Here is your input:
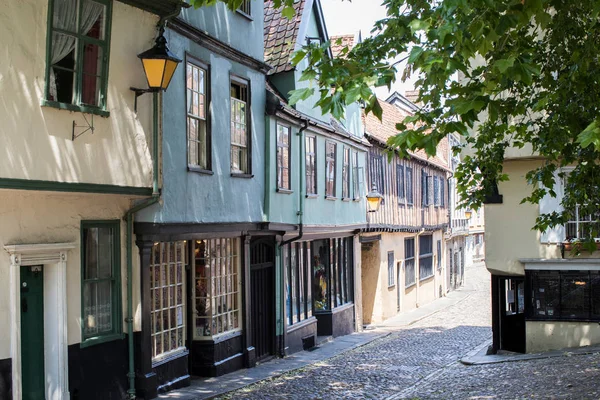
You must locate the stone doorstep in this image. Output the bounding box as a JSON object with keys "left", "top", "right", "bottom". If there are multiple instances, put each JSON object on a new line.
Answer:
{"left": 460, "top": 339, "right": 600, "bottom": 366}
{"left": 158, "top": 330, "right": 390, "bottom": 400}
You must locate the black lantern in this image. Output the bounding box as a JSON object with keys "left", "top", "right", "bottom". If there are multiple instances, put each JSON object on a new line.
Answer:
{"left": 366, "top": 184, "right": 383, "bottom": 212}
{"left": 131, "top": 25, "right": 181, "bottom": 110}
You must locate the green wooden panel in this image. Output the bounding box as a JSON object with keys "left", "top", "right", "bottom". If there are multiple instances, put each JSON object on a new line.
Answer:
{"left": 20, "top": 266, "right": 45, "bottom": 400}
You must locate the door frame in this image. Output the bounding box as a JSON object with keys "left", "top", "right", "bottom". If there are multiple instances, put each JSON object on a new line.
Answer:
{"left": 5, "top": 242, "right": 76, "bottom": 400}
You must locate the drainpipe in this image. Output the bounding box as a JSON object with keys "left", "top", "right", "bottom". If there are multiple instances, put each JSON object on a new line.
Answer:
{"left": 280, "top": 120, "right": 309, "bottom": 247}
{"left": 124, "top": 92, "right": 160, "bottom": 400}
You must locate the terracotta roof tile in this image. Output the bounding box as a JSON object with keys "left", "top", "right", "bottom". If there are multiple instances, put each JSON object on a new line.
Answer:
{"left": 329, "top": 34, "right": 355, "bottom": 59}
{"left": 362, "top": 99, "right": 449, "bottom": 170}
{"left": 264, "top": 0, "right": 306, "bottom": 75}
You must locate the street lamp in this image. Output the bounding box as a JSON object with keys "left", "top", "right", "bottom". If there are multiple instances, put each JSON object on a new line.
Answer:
{"left": 465, "top": 210, "right": 472, "bottom": 220}
{"left": 366, "top": 184, "right": 383, "bottom": 213}
{"left": 130, "top": 25, "right": 182, "bottom": 111}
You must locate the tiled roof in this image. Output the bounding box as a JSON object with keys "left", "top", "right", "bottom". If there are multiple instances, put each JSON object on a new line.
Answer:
{"left": 362, "top": 99, "right": 449, "bottom": 170}
{"left": 264, "top": 0, "right": 306, "bottom": 75}
{"left": 329, "top": 34, "right": 355, "bottom": 59}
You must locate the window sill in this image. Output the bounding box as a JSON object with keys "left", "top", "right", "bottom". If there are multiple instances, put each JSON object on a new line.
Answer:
{"left": 405, "top": 282, "right": 416, "bottom": 290}
{"left": 277, "top": 188, "right": 293, "bottom": 194}
{"left": 236, "top": 9, "right": 253, "bottom": 20}
{"left": 352, "top": 198, "right": 361, "bottom": 202}
{"left": 193, "top": 328, "right": 243, "bottom": 344}
{"left": 526, "top": 317, "right": 600, "bottom": 323}
{"left": 80, "top": 332, "right": 125, "bottom": 349}
{"left": 41, "top": 99, "right": 110, "bottom": 118}
{"left": 188, "top": 165, "right": 214, "bottom": 175}
{"left": 231, "top": 173, "right": 254, "bottom": 179}
{"left": 388, "top": 284, "right": 396, "bottom": 289}
{"left": 151, "top": 347, "right": 188, "bottom": 367}
{"left": 325, "top": 196, "right": 337, "bottom": 201}
{"left": 306, "top": 194, "right": 318, "bottom": 199}
{"left": 419, "top": 274, "right": 435, "bottom": 282}
{"left": 342, "top": 198, "right": 351, "bottom": 202}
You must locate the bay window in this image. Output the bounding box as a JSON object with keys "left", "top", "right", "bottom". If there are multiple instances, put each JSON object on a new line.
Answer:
{"left": 192, "top": 238, "right": 241, "bottom": 339}
{"left": 150, "top": 241, "right": 186, "bottom": 360}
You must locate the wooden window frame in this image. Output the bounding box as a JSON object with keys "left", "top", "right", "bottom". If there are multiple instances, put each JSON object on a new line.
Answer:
{"left": 305, "top": 135, "right": 317, "bottom": 196}
{"left": 419, "top": 235, "right": 434, "bottom": 281}
{"left": 150, "top": 241, "right": 187, "bottom": 361}
{"left": 342, "top": 147, "right": 351, "bottom": 200}
{"left": 352, "top": 150, "right": 363, "bottom": 201}
{"left": 325, "top": 140, "right": 337, "bottom": 199}
{"left": 276, "top": 122, "right": 291, "bottom": 191}
{"left": 80, "top": 220, "right": 122, "bottom": 347}
{"left": 43, "top": 0, "right": 113, "bottom": 117}
{"left": 230, "top": 75, "right": 252, "bottom": 177}
{"left": 186, "top": 55, "right": 212, "bottom": 173}
{"left": 387, "top": 251, "right": 395, "bottom": 287}
{"left": 436, "top": 240, "right": 442, "bottom": 271}
{"left": 404, "top": 237, "right": 416, "bottom": 288}
{"left": 236, "top": 0, "right": 252, "bottom": 19}
{"left": 397, "top": 164, "right": 405, "bottom": 204}
{"left": 406, "top": 167, "right": 414, "bottom": 206}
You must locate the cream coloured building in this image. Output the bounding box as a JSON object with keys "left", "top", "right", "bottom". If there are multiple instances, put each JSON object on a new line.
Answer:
{"left": 0, "top": 0, "right": 184, "bottom": 398}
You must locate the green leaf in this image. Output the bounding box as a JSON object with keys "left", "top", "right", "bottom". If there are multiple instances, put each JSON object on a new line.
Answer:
{"left": 288, "top": 87, "right": 314, "bottom": 105}
{"left": 408, "top": 46, "right": 424, "bottom": 63}
{"left": 493, "top": 57, "right": 515, "bottom": 73}
{"left": 577, "top": 120, "right": 600, "bottom": 149}
{"left": 409, "top": 18, "right": 430, "bottom": 34}
{"left": 290, "top": 50, "right": 306, "bottom": 66}
{"left": 281, "top": 5, "right": 295, "bottom": 20}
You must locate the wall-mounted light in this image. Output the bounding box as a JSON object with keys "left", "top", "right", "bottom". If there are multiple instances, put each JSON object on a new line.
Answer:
{"left": 465, "top": 210, "right": 472, "bottom": 220}
{"left": 366, "top": 184, "right": 383, "bottom": 213}
{"left": 130, "top": 25, "right": 182, "bottom": 111}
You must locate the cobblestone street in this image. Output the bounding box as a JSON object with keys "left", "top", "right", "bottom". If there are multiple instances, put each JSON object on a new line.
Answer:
{"left": 216, "top": 263, "right": 600, "bottom": 399}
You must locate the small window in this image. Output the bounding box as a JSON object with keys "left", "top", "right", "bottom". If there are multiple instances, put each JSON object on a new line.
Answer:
{"left": 440, "top": 177, "right": 445, "bottom": 208}
{"left": 352, "top": 151, "right": 361, "bottom": 200}
{"left": 81, "top": 220, "right": 120, "bottom": 344}
{"left": 397, "top": 164, "right": 405, "bottom": 204}
{"left": 342, "top": 147, "right": 351, "bottom": 199}
{"left": 46, "top": 0, "right": 111, "bottom": 110}
{"left": 187, "top": 59, "right": 210, "bottom": 171}
{"left": 422, "top": 170, "right": 430, "bottom": 207}
{"left": 436, "top": 240, "right": 442, "bottom": 271}
{"left": 238, "top": 0, "right": 251, "bottom": 16}
{"left": 325, "top": 141, "right": 337, "bottom": 197}
{"left": 277, "top": 123, "right": 291, "bottom": 190}
{"left": 419, "top": 235, "right": 434, "bottom": 280}
{"left": 306, "top": 136, "right": 317, "bottom": 195}
{"left": 150, "top": 242, "right": 186, "bottom": 359}
{"left": 388, "top": 251, "right": 395, "bottom": 287}
{"left": 370, "top": 154, "right": 385, "bottom": 195}
{"left": 231, "top": 78, "right": 250, "bottom": 174}
{"left": 404, "top": 238, "right": 415, "bottom": 288}
{"left": 406, "top": 167, "right": 414, "bottom": 205}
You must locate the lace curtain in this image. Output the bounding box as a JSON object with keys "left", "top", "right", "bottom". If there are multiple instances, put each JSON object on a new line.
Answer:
{"left": 49, "top": 0, "right": 103, "bottom": 101}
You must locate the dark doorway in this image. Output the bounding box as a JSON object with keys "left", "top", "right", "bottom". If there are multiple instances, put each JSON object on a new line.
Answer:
{"left": 20, "top": 265, "right": 45, "bottom": 400}
{"left": 250, "top": 238, "right": 276, "bottom": 362}
{"left": 498, "top": 277, "right": 526, "bottom": 353}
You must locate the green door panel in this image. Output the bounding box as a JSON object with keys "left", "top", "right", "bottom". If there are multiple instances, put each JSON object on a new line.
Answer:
{"left": 20, "top": 266, "right": 45, "bottom": 400}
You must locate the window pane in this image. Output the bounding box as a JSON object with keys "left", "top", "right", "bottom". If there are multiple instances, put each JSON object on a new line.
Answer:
{"left": 81, "top": 1, "right": 106, "bottom": 40}
{"left": 561, "top": 273, "right": 590, "bottom": 319}
{"left": 313, "top": 240, "right": 329, "bottom": 311}
{"left": 53, "top": 0, "right": 78, "bottom": 32}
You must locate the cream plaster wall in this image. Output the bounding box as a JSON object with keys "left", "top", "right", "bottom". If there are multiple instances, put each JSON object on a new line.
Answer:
{"left": 485, "top": 160, "right": 561, "bottom": 276}
{"left": 0, "top": 190, "right": 143, "bottom": 359}
{"left": 361, "top": 230, "right": 446, "bottom": 324}
{"left": 526, "top": 321, "right": 600, "bottom": 353}
{"left": 0, "top": 1, "right": 156, "bottom": 186}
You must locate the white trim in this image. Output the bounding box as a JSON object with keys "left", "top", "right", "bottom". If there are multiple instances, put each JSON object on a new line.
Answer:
{"left": 4, "top": 242, "right": 76, "bottom": 400}
{"left": 520, "top": 258, "right": 600, "bottom": 271}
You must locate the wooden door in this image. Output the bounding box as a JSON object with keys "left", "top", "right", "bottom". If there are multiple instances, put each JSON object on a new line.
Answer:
{"left": 250, "top": 238, "right": 275, "bottom": 362}
{"left": 21, "top": 265, "right": 45, "bottom": 400}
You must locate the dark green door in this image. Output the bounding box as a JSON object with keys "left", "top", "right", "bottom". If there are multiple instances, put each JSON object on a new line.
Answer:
{"left": 20, "top": 266, "right": 45, "bottom": 400}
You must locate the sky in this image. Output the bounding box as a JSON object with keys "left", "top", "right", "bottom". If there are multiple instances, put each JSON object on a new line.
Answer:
{"left": 320, "top": 0, "right": 417, "bottom": 99}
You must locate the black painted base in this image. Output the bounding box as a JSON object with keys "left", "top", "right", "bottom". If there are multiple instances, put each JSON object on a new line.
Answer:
{"left": 315, "top": 304, "right": 355, "bottom": 337}
{"left": 286, "top": 318, "right": 317, "bottom": 355}
{"left": 0, "top": 358, "right": 11, "bottom": 400}
{"left": 68, "top": 338, "right": 128, "bottom": 400}
{"left": 190, "top": 333, "right": 244, "bottom": 377}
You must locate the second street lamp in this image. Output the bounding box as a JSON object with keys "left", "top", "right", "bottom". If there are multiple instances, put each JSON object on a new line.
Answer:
{"left": 366, "top": 184, "right": 384, "bottom": 213}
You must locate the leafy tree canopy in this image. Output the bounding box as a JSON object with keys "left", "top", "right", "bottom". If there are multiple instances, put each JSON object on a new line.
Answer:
{"left": 191, "top": 0, "right": 600, "bottom": 246}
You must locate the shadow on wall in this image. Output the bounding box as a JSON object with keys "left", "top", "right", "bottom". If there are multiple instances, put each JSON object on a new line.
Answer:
{"left": 361, "top": 241, "right": 381, "bottom": 325}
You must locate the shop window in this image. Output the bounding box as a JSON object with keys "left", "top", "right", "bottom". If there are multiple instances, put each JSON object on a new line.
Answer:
{"left": 192, "top": 238, "right": 241, "bottom": 339}
{"left": 325, "top": 141, "right": 337, "bottom": 197}
{"left": 81, "top": 220, "right": 120, "bottom": 345}
{"left": 277, "top": 123, "right": 291, "bottom": 190}
{"left": 231, "top": 78, "right": 250, "bottom": 174}
{"left": 528, "top": 270, "right": 600, "bottom": 320}
{"left": 312, "top": 238, "right": 353, "bottom": 312}
{"left": 404, "top": 238, "right": 415, "bottom": 288}
{"left": 187, "top": 58, "right": 210, "bottom": 171}
{"left": 45, "top": 0, "right": 111, "bottom": 112}
{"left": 284, "top": 242, "right": 312, "bottom": 325}
{"left": 150, "top": 241, "right": 186, "bottom": 360}
{"left": 305, "top": 135, "right": 317, "bottom": 195}
{"left": 419, "top": 235, "right": 433, "bottom": 280}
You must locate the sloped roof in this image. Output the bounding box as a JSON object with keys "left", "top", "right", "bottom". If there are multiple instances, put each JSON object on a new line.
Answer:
{"left": 362, "top": 99, "right": 449, "bottom": 170}
{"left": 329, "top": 34, "right": 355, "bottom": 58}
{"left": 264, "top": 0, "right": 306, "bottom": 75}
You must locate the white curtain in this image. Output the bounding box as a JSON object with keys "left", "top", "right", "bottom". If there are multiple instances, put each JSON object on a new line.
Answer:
{"left": 49, "top": 0, "right": 103, "bottom": 101}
